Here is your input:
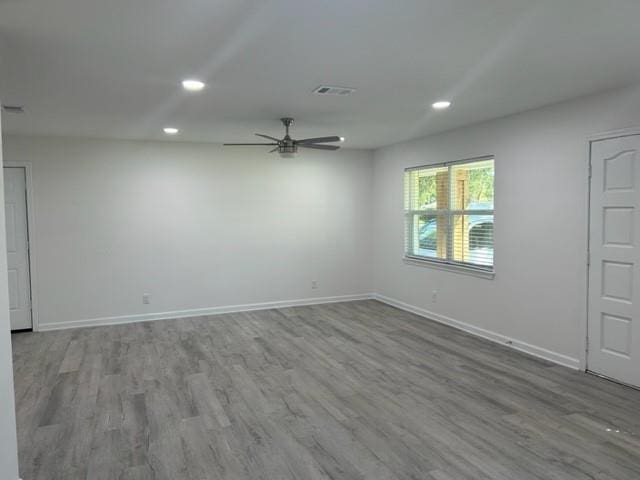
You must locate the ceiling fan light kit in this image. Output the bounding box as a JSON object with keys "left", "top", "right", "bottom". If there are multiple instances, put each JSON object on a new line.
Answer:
{"left": 224, "top": 117, "right": 342, "bottom": 157}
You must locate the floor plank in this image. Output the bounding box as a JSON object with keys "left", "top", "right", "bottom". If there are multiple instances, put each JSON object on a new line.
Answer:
{"left": 12, "top": 300, "right": 640, "bottom": 479}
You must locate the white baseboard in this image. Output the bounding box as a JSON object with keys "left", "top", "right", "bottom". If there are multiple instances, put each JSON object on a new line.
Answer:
{"left": 36, "top": 293, "right": 374, "bottom": 332}
{"left": 373, "top": 293, "right": 581, "bottom": 370}
{"left": 35, "top": 292, "right": 582, "bottom": 371}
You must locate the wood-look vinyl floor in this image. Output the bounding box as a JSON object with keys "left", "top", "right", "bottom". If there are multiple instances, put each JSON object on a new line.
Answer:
{"left": 12, "top": 300, "right": 640, "bottom": 479}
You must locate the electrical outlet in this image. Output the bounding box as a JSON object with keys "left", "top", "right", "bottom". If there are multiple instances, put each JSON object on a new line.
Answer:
{"left": 311, "top": 280, "right": 318, "bottom": 289}
{"left": 431, "top": 290, "right": 437, "bottom": 303}
{"left": 142, "top": 293, "right": 151, "bottom": 305}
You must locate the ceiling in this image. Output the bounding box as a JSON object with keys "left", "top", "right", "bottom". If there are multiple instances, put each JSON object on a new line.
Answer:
{"left": 1, "top": 0, "right": 640, "bottom": 149}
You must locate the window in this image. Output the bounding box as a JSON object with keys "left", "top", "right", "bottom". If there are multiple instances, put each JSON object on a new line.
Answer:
{"left": 404, "top": 157, "right": 494, "bottom": 272}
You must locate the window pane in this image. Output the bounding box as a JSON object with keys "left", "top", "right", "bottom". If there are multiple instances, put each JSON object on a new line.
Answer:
{"left": 450, "top": 214, "right": 494, "bottom": 267}
{"left": 451, "top": 159, "right": 494, "bottom": 210}
{"left": 409, "top": 214, "right": 447, "bottom": 260}
{"left": 418, "top": 167, "right": 448, "bottom": 210}
{"left": 405, "top": 167, "right": 448, "bottom": 210}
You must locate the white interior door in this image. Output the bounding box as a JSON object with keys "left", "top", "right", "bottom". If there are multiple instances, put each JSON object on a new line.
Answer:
{"left": 3, "top": 167, "right": 32, "bottom": 331}
{"left": 588, "top": 134, "right": 640, "bottom": 387}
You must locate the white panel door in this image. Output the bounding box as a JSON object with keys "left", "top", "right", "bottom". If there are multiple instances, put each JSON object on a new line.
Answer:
{"left": 588, "top": 135, "right": 640, "bottom": 387}
{"left": 3, "top": 167, "right": 32, "bottom": 330}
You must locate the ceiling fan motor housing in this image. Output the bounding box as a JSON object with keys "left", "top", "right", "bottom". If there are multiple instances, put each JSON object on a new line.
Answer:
{"left": 279, "top": 144, "right": 297, "bottom": 157}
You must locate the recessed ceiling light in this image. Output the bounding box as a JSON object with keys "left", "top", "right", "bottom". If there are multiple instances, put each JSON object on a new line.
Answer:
{"left": 163, "top": 127, "right": 179, "bottom": 135}
{"left": 432, "top": 101, "right": 451, "bottom": 110}
{"left": 181, "top": 79, "right": 205, "bottom": 92}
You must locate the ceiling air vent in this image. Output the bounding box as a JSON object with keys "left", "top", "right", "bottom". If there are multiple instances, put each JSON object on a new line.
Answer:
{"left": 313, "top": 85, "right": 356, "bottom": 96}
{"left": 2, "top": 105, "right": 24, "bottom": 114}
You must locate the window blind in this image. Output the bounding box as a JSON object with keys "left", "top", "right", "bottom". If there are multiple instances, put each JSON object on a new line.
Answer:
{"left": 404, "top": 158, "right": 494, "bottom": 271}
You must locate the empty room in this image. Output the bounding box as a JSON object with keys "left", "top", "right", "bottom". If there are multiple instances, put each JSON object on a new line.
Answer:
{"left": 1, "top": 1, "right": 640, "bottom": 479}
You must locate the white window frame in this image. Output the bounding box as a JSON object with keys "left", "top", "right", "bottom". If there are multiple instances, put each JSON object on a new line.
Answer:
{"left": 404, "top": 156, "right": 495, "bottom": 279}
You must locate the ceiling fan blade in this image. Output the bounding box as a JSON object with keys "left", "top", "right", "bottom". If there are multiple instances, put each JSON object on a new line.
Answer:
{"left": 296, "top": 136, "right": 341, "bottom": 144}
{"left": 223, "top": 143, "right": 278, "bottom": 146}
{"left": 269, "top": 147, "right": 279, "bottom": 153}
{"left": 255, "top": 133, "right": 281, "bottom": 142}
{"left": 299, "top": 144, "right": 340, "bottom": 151}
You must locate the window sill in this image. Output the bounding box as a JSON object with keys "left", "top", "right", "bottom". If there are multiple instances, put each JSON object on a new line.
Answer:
{"left": 403, "top": 256, "right": 495, "bottom": 280}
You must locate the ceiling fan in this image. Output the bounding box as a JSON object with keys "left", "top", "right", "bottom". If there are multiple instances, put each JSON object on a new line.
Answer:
{"left": 224, "top": 117, "right": 343, "bottom": 157}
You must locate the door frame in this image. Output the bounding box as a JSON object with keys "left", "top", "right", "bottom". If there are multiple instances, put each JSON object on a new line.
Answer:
{"left": 3, "top": 162, "right": 39, "bottom": 332}
{"left": 585, "top": 127, "right": 640, "bottom": 374}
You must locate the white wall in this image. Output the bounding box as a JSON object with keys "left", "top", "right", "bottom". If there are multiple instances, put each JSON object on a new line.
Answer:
{"left": 3, "top": 136, "right": 373, "bottom": 329}
{"left": 0, "top": 112, "right": 21, "bottom": 479}
{"left": 372, "top": 83, "right": 640, "bottom": 368}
